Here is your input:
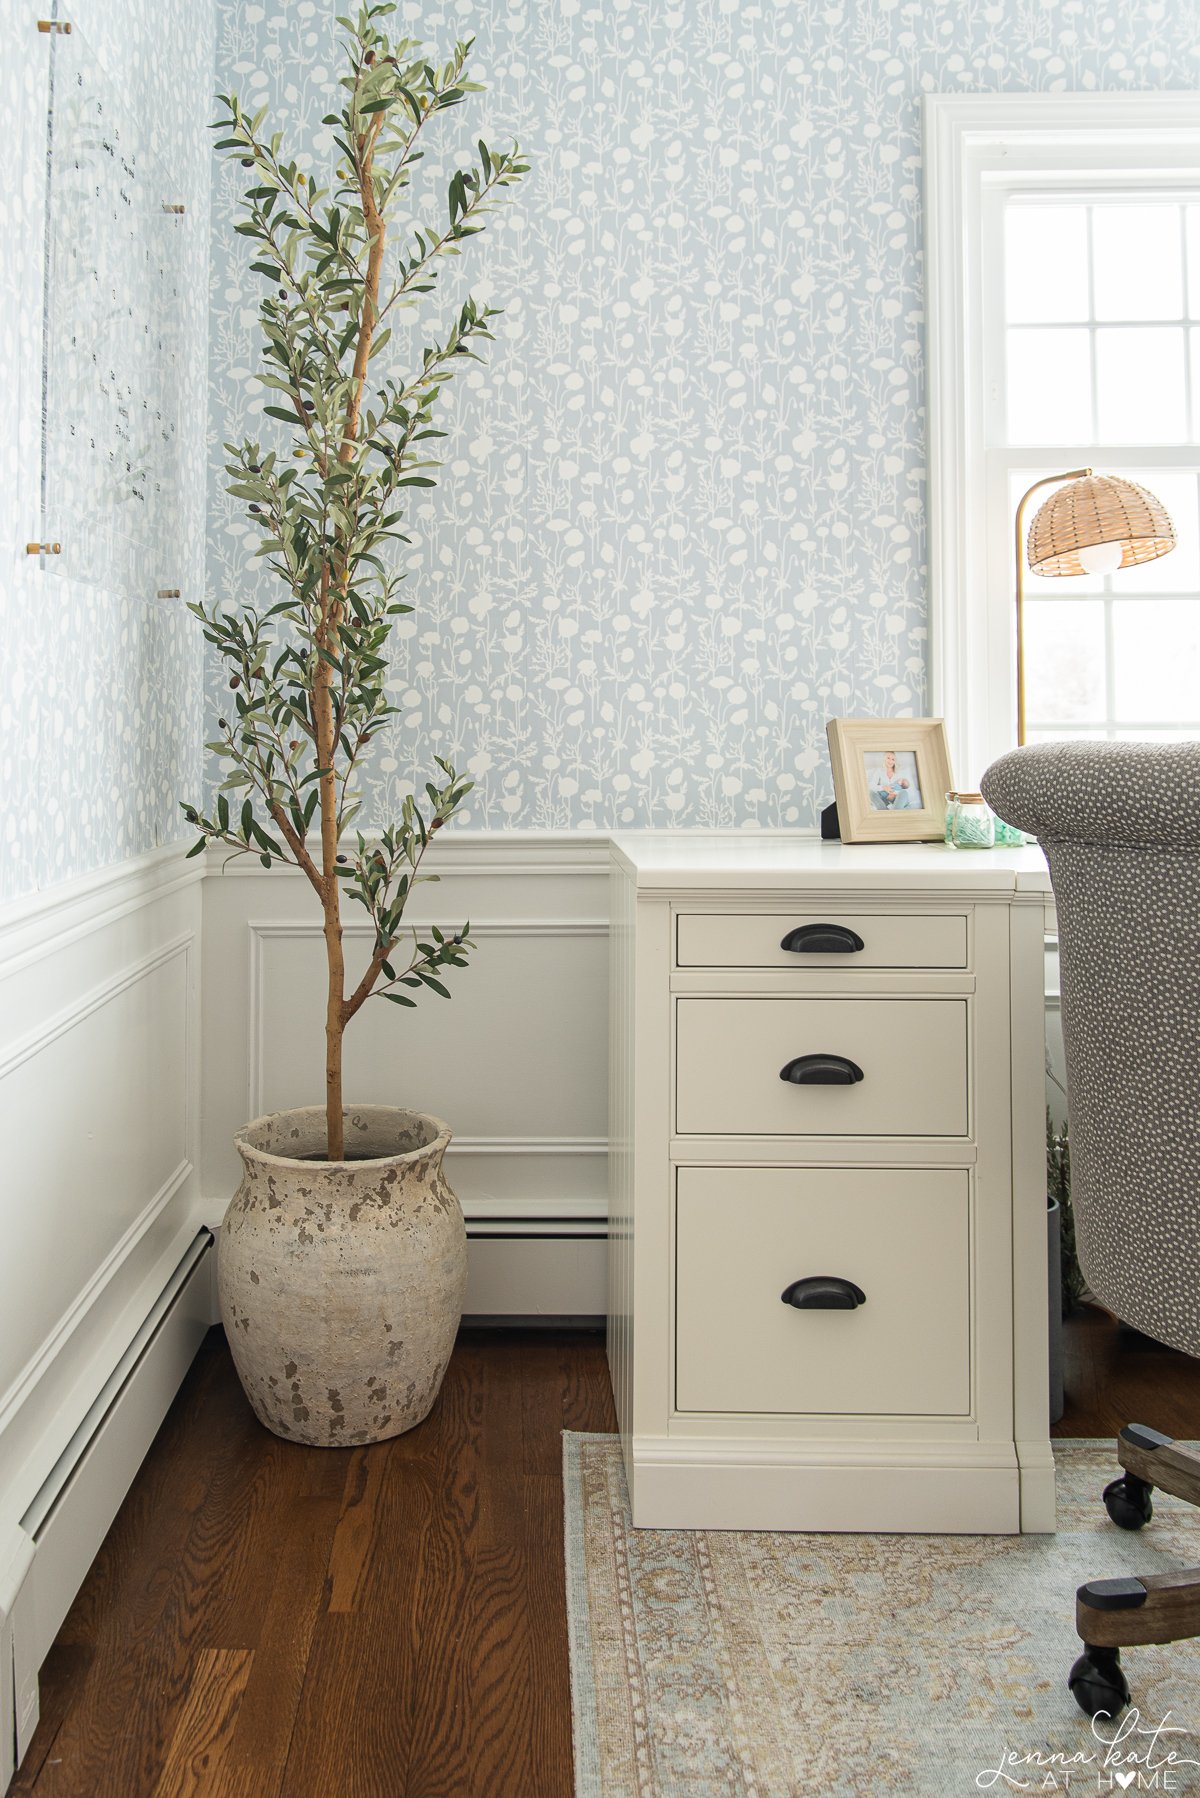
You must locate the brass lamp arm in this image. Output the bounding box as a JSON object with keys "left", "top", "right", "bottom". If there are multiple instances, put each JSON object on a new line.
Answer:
{"left": 1014, "top": 468, "right": 1091, "bottom": 746}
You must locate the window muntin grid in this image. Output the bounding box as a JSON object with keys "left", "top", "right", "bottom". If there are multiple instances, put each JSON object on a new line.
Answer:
{"left": 1000, "top": 194, "right": 1200, "bottom": 740}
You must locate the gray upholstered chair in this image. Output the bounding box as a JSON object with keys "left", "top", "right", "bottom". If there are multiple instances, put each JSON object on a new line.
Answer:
{"left": 982, "top": 740, "right": 1200, "bottom": 1720}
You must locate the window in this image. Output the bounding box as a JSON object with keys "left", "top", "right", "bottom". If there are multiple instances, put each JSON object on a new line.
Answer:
{"left": 925, "top": 96, "right": 1200, "bottom": 784}
{"left": 996, "top": 194, "right": 1200, "bottom": 744}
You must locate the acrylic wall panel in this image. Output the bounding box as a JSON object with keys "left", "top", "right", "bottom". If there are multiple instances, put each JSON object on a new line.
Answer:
{"left": 41, "top": 14, "right": 186, "bottom": 595}
{"left": 0, "top": 0, "right": 213, "bottom": 905}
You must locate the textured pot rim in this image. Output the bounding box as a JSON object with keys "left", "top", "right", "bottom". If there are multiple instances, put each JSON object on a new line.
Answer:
{"left": 234, "top": 1104, "right": 452, "bottom": 1172}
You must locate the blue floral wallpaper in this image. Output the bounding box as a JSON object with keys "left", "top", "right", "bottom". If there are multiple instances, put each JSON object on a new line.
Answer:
{"left": 0, "top": 0, "right": 213, "bottom": 904}
{"left": 5, "top": 0, "right": 1196, "bottom": 894}
{"left": 204, "top": 0, "right": 1200, "bottom": 832}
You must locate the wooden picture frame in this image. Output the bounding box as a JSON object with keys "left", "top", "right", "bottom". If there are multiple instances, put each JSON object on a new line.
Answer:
{"left": 826, "top": 718, "right": 954, "bottom": 844}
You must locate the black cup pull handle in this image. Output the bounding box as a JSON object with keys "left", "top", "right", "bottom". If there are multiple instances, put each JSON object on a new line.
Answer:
{"left": 780, "top": 923, "right": 865, "bottom": 955}
{"left": 781, "top": 1276, "right": 867, "bottom": 1310}
{"left": 779, "top": 1053, "right": 864, "bottom": 1086}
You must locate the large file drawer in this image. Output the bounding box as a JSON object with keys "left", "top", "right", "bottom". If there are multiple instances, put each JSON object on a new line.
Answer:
{"left": 675, "top": 997, "right": 969, "bottom": 1137}
{"left": 674, "top": 1166, "right": 971, "bottom": 1416}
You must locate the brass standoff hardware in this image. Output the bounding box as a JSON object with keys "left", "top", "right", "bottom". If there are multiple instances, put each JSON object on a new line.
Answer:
{"left": 156, "top": 588, "right": 182, "bottom": 599}
{"left": 38, "top": 19, "right": 72, "bottom": 31}
{"left": 162, "top": 204, "right": 186, "bottom": 215}
{"left": 26, "top": 541, "right": 62, "bottom": 555}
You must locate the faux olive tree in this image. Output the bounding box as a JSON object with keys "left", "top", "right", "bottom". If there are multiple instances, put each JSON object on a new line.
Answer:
{"left": 183, "top": 6, "right": 527, "bottom": 1158}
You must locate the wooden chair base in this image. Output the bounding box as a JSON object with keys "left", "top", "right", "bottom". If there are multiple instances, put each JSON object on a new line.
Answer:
{"left": 1071, "top": 1424, "right": 1200, "bottom": 1718}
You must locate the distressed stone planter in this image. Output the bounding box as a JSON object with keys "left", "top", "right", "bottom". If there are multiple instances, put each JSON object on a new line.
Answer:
{"left": 218, "top": 1105, "right": 466, "bottom": 1447}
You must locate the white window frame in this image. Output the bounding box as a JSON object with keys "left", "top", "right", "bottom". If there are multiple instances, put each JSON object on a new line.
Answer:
{"left": 923, "top": 93, "right": 1200, "bottom": 784}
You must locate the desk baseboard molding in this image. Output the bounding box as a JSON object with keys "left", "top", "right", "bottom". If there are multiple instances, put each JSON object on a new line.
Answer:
{"left": 626, "top": 1435, "right": 1033, "bottom": 1534}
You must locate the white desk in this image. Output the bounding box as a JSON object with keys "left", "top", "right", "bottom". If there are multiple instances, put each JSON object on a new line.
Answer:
{"left": 607, "top": 836, "right": 1055, "bottom": 1534}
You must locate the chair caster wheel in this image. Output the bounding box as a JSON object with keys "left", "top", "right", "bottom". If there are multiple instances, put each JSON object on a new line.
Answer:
{"left": 1069, "top": 1646, "right": 1131, "bottom": 1719}
{"left": 1103, "top": 1474, "right": 1153, "bottom": 1530}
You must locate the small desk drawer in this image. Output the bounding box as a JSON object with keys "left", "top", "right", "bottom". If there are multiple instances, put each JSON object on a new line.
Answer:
{"left": 675, "top": 997, "right": 968, "bottom": 1137}
{"left": 675, "top": 911, "right": 968, "bottom": 971}
{"left": 675, "top": 1166, "right": 971, "bottom": 1415}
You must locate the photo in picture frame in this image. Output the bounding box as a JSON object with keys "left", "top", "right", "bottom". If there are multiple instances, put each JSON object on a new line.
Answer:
{"left": 826, "top": 717, "right": 954, "bottom": 844}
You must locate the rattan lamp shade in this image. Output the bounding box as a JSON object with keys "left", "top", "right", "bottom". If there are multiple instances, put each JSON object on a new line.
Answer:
{"left": 1027, "top": 474, "right": 1176, "bottom": 577}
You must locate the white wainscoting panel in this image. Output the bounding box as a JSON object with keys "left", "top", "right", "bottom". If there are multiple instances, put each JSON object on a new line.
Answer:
{"left": 201, "top": 836, "right": 612, "bottom": 1313}
{"left": 247, "top": 919, "right": 607, "bottom": 1133}
{"left": 0, "top": 938, "right": 191, "bottom": 1405}
{"left": 0, "top": 848, "right": 207, "bottom": 1535}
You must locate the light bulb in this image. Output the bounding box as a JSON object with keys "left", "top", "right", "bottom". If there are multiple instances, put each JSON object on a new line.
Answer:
{"left": 1076, "top": 539, "right": 1124, "bottom": 576}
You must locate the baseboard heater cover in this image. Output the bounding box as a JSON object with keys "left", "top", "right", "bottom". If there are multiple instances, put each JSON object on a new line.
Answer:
{"left": 8, "top": 1231, "right": 213, "bottom": 1777}
{"left": 21, "top": 1231, "right": 213, "bottom": 1542}
{"left": 463, "top": 1315, "right": 606, "bottom": 1329}
{"left": 464, "top": 1231, "right": 607, "bottom": 1318}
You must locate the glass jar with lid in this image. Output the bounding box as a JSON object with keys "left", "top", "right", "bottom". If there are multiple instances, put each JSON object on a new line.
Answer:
{"left": 950, "top": 792, "right": 994, "bottom": 850}
{"left": 943, "top": 791, "right": 959, "bottom": 846}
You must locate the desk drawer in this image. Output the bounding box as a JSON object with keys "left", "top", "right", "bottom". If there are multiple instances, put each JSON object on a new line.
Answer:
{"left": 675, "top": 997, "right": 968, "bottom": 1137}
{"left": 676, "top": 911, "right": 968, "bottom": 971}
{"left": 675, "top": 1166, "right": 971, "bottom": 1415}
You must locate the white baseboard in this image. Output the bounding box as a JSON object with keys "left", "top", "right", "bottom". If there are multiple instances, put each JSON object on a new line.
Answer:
{"left": 625, "top": 1436, "right": 1028, "bottom": 1534}
{"left": 0, "top": 1528, "right": 36, "bottom": 1793}
{"left": 204, "top": 1220, "right": 606, "bottom": 1324}
{"left": 465, "top": 1234, "right": 607, "bottom": 1321}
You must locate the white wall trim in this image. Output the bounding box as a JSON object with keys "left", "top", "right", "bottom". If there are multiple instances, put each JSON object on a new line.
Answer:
{"left": 206, "top": 830, "right": 613, "bottom": 880}
{"left": 0, "top": 933, "right": 194, "bottom": 1083}
{"left": 0, "top": 1160, "right": 193, "bottom": 1447}
{"left": 923, "top": 92, "right": 1200, "bottom": 783}
{"left": 451, "top": 1138, "right": 608, "bottom": 1226}
{"left": 204, "top": 826, "right": 817, "bottom": 882}
{"left": 450, "top": 1134, "right": 606, "bottom": 1157}
{"left": 247, "top": 916, "right": 609, "bottom": 939}
{"left": 244, "top": 915, "right": 608, "bottom": 1119}
{"left": 200, "top": 1149, "right": 607, "bottom": 1227}
{"left": 0, "top": 932, "right": 197, "bottom": 1439}
{"left": 0, "top": 854, "right": 205, "bottom": 1690}
{"left": 0, "top": 843, "right": 202, "bottom": 982}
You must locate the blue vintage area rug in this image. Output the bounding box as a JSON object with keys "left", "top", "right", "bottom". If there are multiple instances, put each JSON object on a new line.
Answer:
{"left": 564, "top": 1434, "right": 1200, "bottom": 1797}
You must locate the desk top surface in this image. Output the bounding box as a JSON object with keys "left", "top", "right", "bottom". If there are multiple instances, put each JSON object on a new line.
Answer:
{"left": 609, "top": 832, "right": 1053, "bottom": 896}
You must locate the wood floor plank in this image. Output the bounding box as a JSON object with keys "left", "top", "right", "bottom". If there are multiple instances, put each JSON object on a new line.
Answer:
{"left": 8, "top": 1644, "right": 93, "bottom": 1794}
{"left": 325, "top": 1447, "right": 390, "bottom": 1614}
{"left": 278, "top": 1394, "right": 442, "bottom": 1794}
{"left": 519, "top": 1335, "right": 569, "bottom": 1479}
{"left": 399, "top": 1339, "right": 489, "bottom": 1796}
{"left": 281, "top": 1612, "right": 419, "bottom": 1798}
{"left": 210, "top": 1493, "right": 342, "bottom": 1798}
{"left": 29, "top": 1343, "right": 252, "bottom": 1796}
{"left": 406, "top": 1538, "right": 537, "bottom": 1798}
{"left": 560, "top": 1331, "right": 617, "bottom": 1435}
{"left": 433, "top": 1336, "right": 541, "bottom": 1796}
{"left": 522, "top": 1470, "right": 575, "bottom": 1798}
{"left": 153, "top": 1648, "right": 253, "bottom": 1798}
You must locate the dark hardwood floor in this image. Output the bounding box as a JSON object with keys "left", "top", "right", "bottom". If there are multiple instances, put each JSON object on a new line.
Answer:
{"left": 14, "top": 1326, "right": 616, "bottom": 1798}
{"left": 1053, "top": 1303, "right": 1200, "bottom": 1441}
{"left": 14, "top": 1308, "right": 1200, "bottom": 1795}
